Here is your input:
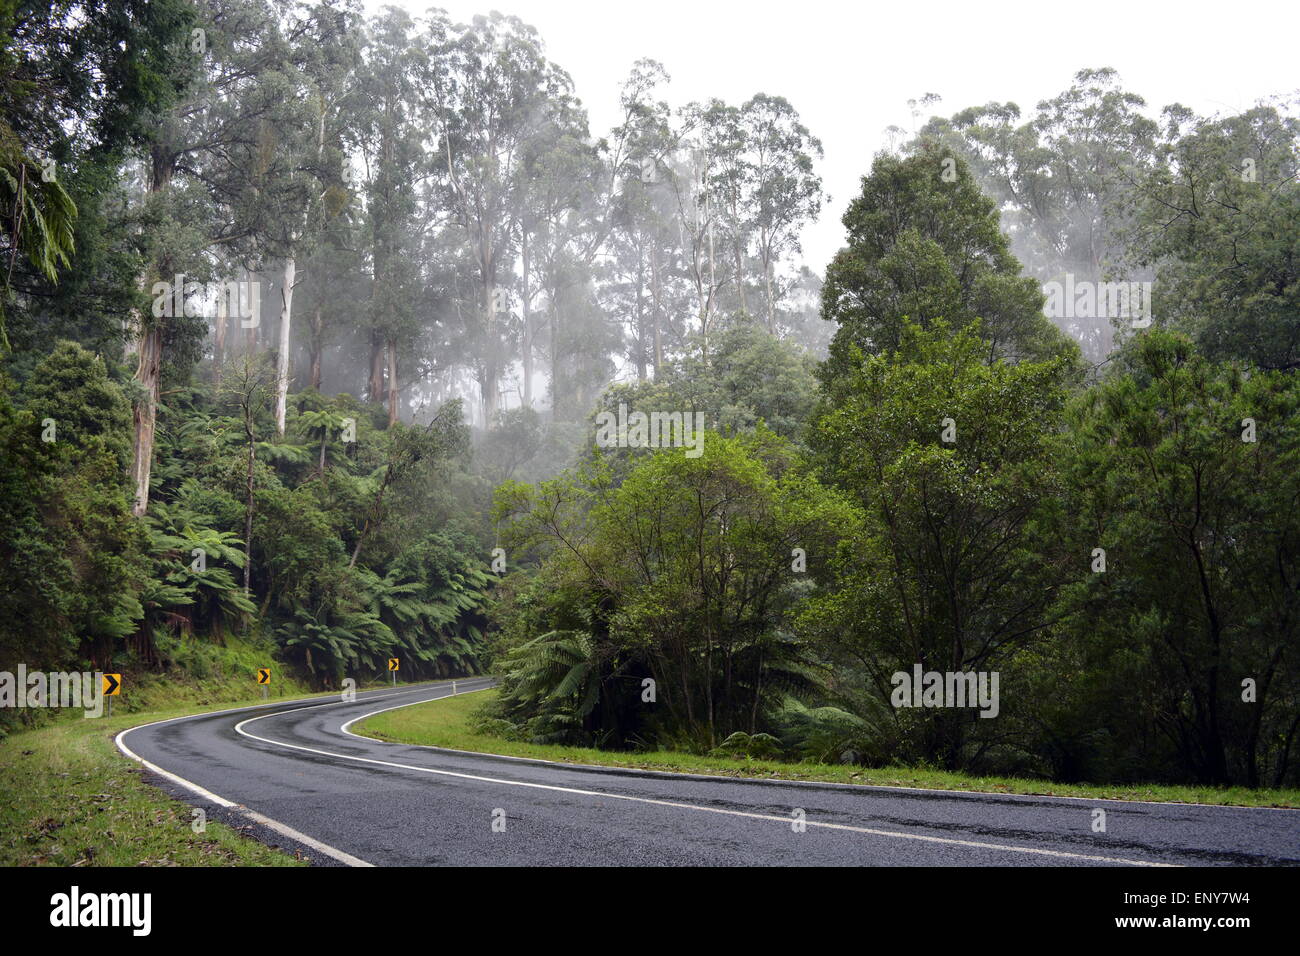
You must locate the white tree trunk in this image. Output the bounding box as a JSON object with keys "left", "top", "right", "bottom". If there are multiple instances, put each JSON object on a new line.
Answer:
{"left": 521, "top": 231, "right": 533, "bottom": 408}
{"left": 213, "top": 290, "right": 227, "bottom": 389}
{"left": 763, "top": 248, "right": 776, "bottom": 333}
{"left": 275, "top": 256, "right": 296, "bottom": 435}
{"left": 130, "top": 326, "right": 162, "bottom": 516}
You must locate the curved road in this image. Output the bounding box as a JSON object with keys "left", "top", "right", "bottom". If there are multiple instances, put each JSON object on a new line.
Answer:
{"left": 118, "top": 681, "right": 1300, "bottom": 867}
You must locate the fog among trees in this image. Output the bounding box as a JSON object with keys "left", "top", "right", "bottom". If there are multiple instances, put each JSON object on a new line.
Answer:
{"left": 2, "top": 1, "right": 1298, "bottom": 790}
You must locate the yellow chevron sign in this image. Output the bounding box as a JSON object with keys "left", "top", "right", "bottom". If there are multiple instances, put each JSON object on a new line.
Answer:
{"left": 387, "top": 658, "right": 400, "bottom": 672}
{"left": 257, "top": 668, "right": 271, "bottom": 685}
{"left": 102, "top": 673, "right": 121, "bottom": 696}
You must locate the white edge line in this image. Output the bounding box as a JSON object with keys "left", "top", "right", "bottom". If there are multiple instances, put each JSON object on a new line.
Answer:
{"left": 338, "top": 680, "right": 495, "bottom": 737}
{"left": 339, "top": 686, "right": 1299, "bottom": 815}
{"left": 241, "top": 684, "right": 1176, "bottom": 868}
{"left": 114, "top": 682, "right": 463, "bottom": 868}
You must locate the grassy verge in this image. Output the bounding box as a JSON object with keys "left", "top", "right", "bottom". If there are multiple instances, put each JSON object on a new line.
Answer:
{"left": 355, "top": 689, "right": 1300, "bottom": 809}
{"left": 0, "top": 662, "right": 427, "bottom": 866}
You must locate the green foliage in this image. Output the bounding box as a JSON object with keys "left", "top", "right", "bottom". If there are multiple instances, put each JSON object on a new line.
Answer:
{"left": 2, "top": 346, "right": 491, "bottom": 689}
{"left": 578, "top": 316, "right": 821, "bottom": 494}
{"left": 492, "top": 629, "right": 599, "bottom": 744}
{"left": 776, "top": 698, "right": 888, "bottom": 766}
{"left": 1046, "top": 330, "right": 1300, "bottom": 786}
{"left": 1126, "top": 107, "right": 1300, "bottom": 371}
{"left": 820, "top": 143, "right": 1078, "bottom": 395}
{"left": 806, "top": 319, "right": 1073, "bottom": 769}
{"left": 493, "top": 429, "right": 859, "bottom": 750}
{"left": 3, "top": 6, "right": 1297, "bottom": 799}
{"left": 712, "top": 730, "right": 785, "bottom": 760}
{"left": 918, "top": 68, "right": 1159, "bottom": 362}
{"left": 661, "top": 316, "right": 820, "bottom": 442}
{"left": 0, "top": 364, "right": 148, "bottom": 678}
{"left": 20, "top": 341, "right": 132, "bottom": 469}
{"left": 0, "top": 0, "right": 195, "bottom": 350}
{"left": 0, "top": 129, "right": 76, "bottom": 306}
{"left": 144, "top": 502, "right": 255, "bottom": 642}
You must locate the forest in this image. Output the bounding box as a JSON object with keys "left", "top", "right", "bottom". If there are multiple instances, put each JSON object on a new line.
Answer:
{"left": 1, "top": 0, "right": 1297, "bottom": 791}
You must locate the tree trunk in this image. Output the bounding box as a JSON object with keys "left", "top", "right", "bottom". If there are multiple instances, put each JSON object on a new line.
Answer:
{"left": 386, "top": 337, "right": 398, "bottom": 426}
{"left": 705, "top": 187, "right": 715, "bottom": 360}
{"left": 734, "top": 235, "right": 747, "bottom": 315}
{"left": 549, "top": 293, "right": 560, "bottom": 415}
{"left": 762, "top": 233, "right": 776, "bottom": 333}
{"left": 128, "top": 148, "right": 173, "bottom": 516}
{"left": 275, "top": 256, "right": 296, "bottom": 435}
{"left": 1191, "top": 534, "right": 1231, "bottom": 784}
{"left": 245, "top": 269, "right": 259, "bottom": 352}
{"left": 634, "top": 243, "right": 647, "bottom": 382}
{"left": 350, "top": 461, "right": 396, "bottom": 569}
{"left": 482, "top": 274, "right": 499, "bottom": 424}
{"left": 369, "top": 166, "right": 387, "bottom": 406}
{"left": 244, "top": 418, "right": 256, "bottom": 597}
{"left": 213, "top": 291, "right": 227, "bottom": 389}
{"left": 705, "top": 629, "right": 715, "bottom": 749}
{"left": 368, "top": 331, "right": 384, "bottom": 403}
{"left": 521, "top": 232, "right": 533, "bottom": 409}
{"left": 650, "top": 245, "right": 663, "bottom": 377}
{"left": 309, "top": 306, "right": 322, "bottom": 390}
{"left": 130, "top": 326, "right": 162, "bottom": 516}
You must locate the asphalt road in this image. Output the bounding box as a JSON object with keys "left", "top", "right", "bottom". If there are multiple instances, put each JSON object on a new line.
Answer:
{"left": 118, "top": 681, "right": 1300, "bottom": 867}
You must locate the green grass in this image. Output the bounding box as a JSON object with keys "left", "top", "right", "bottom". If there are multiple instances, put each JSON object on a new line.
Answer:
{"left": 1, "top": 698, "right": 307, "bottom": 866}
{"left": 355, "top": 688, "right": 1300, "bottom": 809}
{"left": 0, "top": 650, "right": 429, "bottom": 867}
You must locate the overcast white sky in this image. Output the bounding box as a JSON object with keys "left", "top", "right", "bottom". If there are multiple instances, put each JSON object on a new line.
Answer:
{"left": 364, "top": 0, "right": 1300, "bottom": 272}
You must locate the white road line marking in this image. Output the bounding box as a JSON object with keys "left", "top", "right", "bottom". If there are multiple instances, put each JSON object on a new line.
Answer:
{"left": 237, "top": 808, "right": 373, "bottom": 868}
{"left": 115, "top": 683, "right": 461, "bottom": 868}
{"left": 339, "top": 681, "right": 494, "bottom": 737}
{"left": 238, "top": 687, "right": 1176, "bottom": 867}
{"left": 342, "top": 687, "right": 1297, "bottom": 815}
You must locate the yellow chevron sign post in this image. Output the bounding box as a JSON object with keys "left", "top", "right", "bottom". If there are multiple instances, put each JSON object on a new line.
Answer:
{"left": 257, "top": 668, "right": 270, "bottom": 698}
{"left": 388, "top": 658, "right": 399, "bottom": 686}
{"left": 102, "top": 673, "right": 121, "bottom": 716}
